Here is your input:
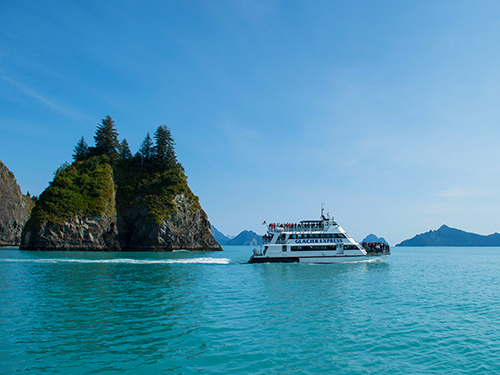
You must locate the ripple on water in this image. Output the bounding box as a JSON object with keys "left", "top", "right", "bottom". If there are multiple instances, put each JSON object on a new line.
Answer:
{"left": 2, "top": 248, "right": 500, "bottom": 374}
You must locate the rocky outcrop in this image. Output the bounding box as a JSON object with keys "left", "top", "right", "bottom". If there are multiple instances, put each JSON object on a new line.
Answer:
{"left": 21, "top": 214, "right": 119, "bottom": 251}
{"left": 21, "top": 186, "right": 221, "bottom": 251}
{"left": 118, "top": 193, "right": 221, "bottom": 251}
{"left": 0, "top": 161, "right": 34, "bottom": 246}
{"left": 22, "top": 193, "right": 220, "bottom": 251}
{"left": 19, "top": 118, "right": 221, "bottom": 252}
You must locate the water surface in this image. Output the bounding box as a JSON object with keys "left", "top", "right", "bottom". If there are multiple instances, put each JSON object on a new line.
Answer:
{"left": 1, "top": 246, "right": 500, "bottom": 374}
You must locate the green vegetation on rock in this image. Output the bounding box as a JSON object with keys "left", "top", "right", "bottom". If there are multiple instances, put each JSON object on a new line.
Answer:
{"left": 27, "top": 155, "right": 115, "bottom": 227}
{"left": 115, "top": 127, "right": 200, "bottom": 223}
{"left": 29, "top": 115, "right": 200, "bottom": 227}
{"left": 21, "top": 115, "right": 220, "bottom": 252}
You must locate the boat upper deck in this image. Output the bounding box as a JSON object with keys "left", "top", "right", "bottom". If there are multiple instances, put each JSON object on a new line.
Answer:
{"left": 267, "top": 219, "right": 338, "bottom": 233}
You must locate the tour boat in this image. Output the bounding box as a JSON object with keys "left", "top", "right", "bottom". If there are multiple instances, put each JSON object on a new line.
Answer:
{"left": 248, "top": 209, "right": 390, "bottom": 264}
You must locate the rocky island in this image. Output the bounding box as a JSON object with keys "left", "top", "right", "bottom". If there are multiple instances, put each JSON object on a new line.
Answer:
{"left": 20, "top": 116, "right": 221, "bottom": 251}
{"left": 396, "top": 224, "right": 500, "bottom": 247}
{"left": 0, "top": 161, "right": 35, "bottom": 246}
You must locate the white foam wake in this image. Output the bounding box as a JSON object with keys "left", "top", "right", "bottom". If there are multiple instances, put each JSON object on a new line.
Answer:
{"left": 0, "top": 257, "right": 232, "bottom": 265}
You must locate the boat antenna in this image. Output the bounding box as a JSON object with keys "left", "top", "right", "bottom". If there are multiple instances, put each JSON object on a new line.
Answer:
{"left": 321, "top": 203, "right": 327, "bottom": 220}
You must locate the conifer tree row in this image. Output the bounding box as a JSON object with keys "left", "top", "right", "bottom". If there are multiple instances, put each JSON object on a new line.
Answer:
{"left": 58, "top": 115, "right": 198, "bottom": 224}
{"left": 72, "top": 116, "right": 180, "bottom": 173}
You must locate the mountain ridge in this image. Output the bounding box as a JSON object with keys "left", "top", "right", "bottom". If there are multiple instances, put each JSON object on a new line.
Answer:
{"left": 211, "top": 225, "right": 262, "bottom": 246}
{"left": 396, "top": 225, "right": 500, "bottom": 246}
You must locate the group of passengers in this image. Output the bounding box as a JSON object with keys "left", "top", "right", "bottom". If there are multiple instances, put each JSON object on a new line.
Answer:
{"left": 262, "top": 234, "right": 273, "bottom": 242}
{"left": 362, "top": 242, "right": 390, "bottom": 253}
{"left": 268, "top": 222, "right": 324, "bottom": 230}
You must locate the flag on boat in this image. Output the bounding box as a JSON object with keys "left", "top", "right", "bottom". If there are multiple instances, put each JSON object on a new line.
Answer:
{"left": 262, "top": 221, "right": 267, "bottom": 225}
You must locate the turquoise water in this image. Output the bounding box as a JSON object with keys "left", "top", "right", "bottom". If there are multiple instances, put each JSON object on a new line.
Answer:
{"left": 1, "top": 246, "right": 500, "bottom": 374}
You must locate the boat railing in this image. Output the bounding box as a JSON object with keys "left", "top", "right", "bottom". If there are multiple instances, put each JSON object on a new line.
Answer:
{"left": 267, "top": 225, "right": 326, "bottom": 233}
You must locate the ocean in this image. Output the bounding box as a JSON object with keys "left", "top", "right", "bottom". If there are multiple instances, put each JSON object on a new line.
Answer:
{"left": 1, "top": 246, "right": 500, "bottom": 374}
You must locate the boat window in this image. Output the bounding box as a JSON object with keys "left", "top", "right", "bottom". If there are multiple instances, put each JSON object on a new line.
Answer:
{"left": 291, "top": 245, "right": 336, "bottom": 251}
{"left": 344, "top": 245, "right": 360, "bottom": 250}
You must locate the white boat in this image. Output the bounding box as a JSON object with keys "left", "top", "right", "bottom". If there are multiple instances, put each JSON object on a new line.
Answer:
{"left": 248, "top": 208, "right": 390, "bottom": 264}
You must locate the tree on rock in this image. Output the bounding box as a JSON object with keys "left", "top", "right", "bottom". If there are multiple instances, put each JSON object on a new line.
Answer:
{"left": 138, "top": 133, "right": 153, "bottom": 161}
{"left": 93, "top": 115, "right": 120, "bottom": 164}
{"left": 119, "top": 139, "right": 133, "bottom": 161}
{"left": 73, "top": 136, "right": 89, "bottom": 162}
{"left": 153, "top": 125, "right": 177, "bottom": 168}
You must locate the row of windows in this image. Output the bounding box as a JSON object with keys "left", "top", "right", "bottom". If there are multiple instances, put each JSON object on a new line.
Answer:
{"left": 288, "top": 233, "right": 346, "bottom": 239}
{"left": 291, "top": 246, "right": 336, "bottom": 251}
{"left": 344, "top": 245, "right": 360, "bottom": 250}
{"left": 290, "top": 244, "right": 361, "bottom": 251}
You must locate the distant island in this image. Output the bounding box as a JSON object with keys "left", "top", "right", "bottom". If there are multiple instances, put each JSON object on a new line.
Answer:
{"left": 396, "top": 225, "right": 500, "bottom": 246}
{"left": 212, "top": 228, "right": 390, "bottom": 247}
{"left": 212, "top": 225, "right": 262, "bottom": 246}
{"left": 12, "top": 115, "right": 221, "bottom": 251}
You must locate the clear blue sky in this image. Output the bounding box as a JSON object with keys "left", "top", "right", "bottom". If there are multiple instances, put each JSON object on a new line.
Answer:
{"left": 2, "top": 0, "right": 500, "bottom": 244}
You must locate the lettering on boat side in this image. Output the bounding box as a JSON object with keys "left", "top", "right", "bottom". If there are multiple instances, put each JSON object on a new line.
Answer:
{"left": 294, "top": 238, "right": 343, "bottom": 244}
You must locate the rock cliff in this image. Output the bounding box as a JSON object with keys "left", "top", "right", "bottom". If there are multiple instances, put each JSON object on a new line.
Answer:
{"left": 0, "top": 161, "right": 34, "bottom": 246}
{"left": 22, "top": 193, "right": 219, "bottom": 251}
{"left": 117, "top": 192, "right": 220, "bottom": 251}
{"left": 20, "top": 155, "right": 221, "bottom": 251}
{"left": 22, "top": 214, "right": 119, "bottom": 251}
{"left": 21, "top": 118, "right": 221, "bottom": 251}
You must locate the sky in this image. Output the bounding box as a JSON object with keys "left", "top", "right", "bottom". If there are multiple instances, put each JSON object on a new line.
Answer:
{"left": 2, "top": 0, "right": 500, "bottom": 245}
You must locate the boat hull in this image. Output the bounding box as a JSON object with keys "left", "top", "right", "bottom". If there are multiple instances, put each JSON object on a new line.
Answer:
{"left": 248, "top": 253, "right": 389, "bottom": 264}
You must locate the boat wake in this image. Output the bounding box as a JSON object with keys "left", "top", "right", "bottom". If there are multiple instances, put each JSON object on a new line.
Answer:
{"left": 0, "top": 257, "right": 233, "bottom": 265}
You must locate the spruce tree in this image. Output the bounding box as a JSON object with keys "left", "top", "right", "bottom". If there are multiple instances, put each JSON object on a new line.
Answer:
{"left": 153, "top": 125, "right": 177, "bottom": 167}
{"left": 138, "top": 133, "right": 153, "bottom": 161}
{"left": 94, "top": 115, "right": 120, "bottom": 163}
{"left": 72, "top": 136, "right": 89, "bottom": 162}
{"left": 119, "top": 139, "right": 133, "bottom": 161}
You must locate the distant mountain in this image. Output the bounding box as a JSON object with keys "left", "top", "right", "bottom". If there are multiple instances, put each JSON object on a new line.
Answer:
{"left": 361, "top": 234, "right": 388, "bottom": 244}
{"left": 228, "top": 230, "right": 262, "bottom": 246}
{"left": 211, "top": 225, "right": 231, "bottom": 245}
{"left": 211, "top": 225, "right": 262, "bottom": 246}
{"left": 396, "top": 225, "right": 500, "bottom": 247}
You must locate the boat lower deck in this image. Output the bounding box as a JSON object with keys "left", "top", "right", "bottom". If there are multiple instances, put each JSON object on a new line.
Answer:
{"left": 248, "top": 253, "right": 389, "bottom": 264}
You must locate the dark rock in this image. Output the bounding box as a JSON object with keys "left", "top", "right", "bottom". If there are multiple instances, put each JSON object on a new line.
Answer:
{"left": 117, "top": 193, "right": 221, "bottom": 251}
{"left": 0, "top": 161, "right": 34, "bottom": 246}
{"left": 21, "top": 174, "right": 220, "bottom": 252}
{"left": 22, "top": 214, "right": 119, "bottom": 251}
